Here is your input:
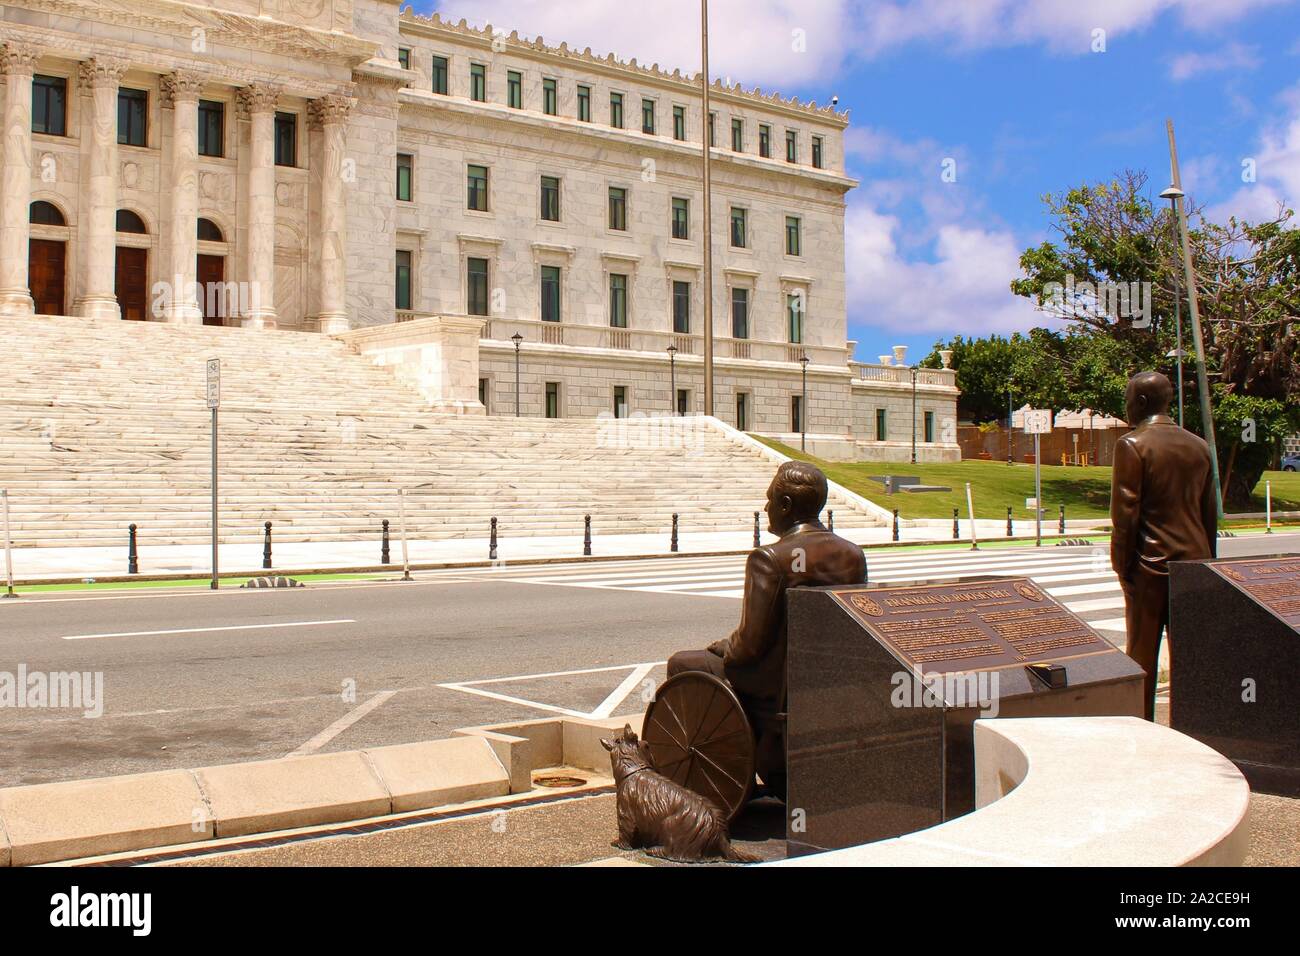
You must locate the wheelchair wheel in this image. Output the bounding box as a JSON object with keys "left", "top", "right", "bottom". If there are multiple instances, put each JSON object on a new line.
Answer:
{"left": 641, "top": 671, "right": 755, "bottom": 822}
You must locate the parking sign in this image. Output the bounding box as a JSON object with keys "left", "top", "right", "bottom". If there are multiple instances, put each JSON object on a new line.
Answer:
{"left": 1023, "top": 409, "right": 1052, "bottom": 434}
{"left": 206, "top": 358, "right": 221, "bottom": 410}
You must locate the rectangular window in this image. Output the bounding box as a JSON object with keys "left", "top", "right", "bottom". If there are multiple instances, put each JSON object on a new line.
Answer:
{"left": 672, "top": 280, "right": 691, "bottom": 334}
{"left": 32, "top": 75, "right": 66, "bottom": 136}
{"left": 431, "top": 56, "right": 449, "bottom": 95}
{"left": 609, "top": 92, "right": 624, "bottom": 128}
{"left": 577, "top": 85, "right": 591, "bottom": 121}
{"left": 117, "top": 88, "right": 147, "bottom": 147}
{"left": 395, "top": 250, "right": 413, "bottom": 311}
{"left": 642, "top": 98, "right": 655, "bottom": 134}
{"left": 396, "top": 153, "right": 413, "bottom": 202}
{"left": 470, "top": 63, "right": 486, "bottom": 102}
{"left": 731, "top": 287, "right": 749, "bottom": 339}
{"left": 812, "top": 134, "right": 824, "bottom": 169}
{"left": 507, "top": 70, "right": 522, "bottom": 109}
{"left": 786, "top": 129, "right": 798, "bottom": 163}
{"left": 671, "top": 197, "right": 689, "bottom": 240}
{"left": 730, "top": 206, "right": 747, "bottom": 248}
{"left": 609, "top": 273, "right": 628, "bottom": 328}
{"left": 467, "top": 257, "right": 489, "bottom": 316}
{"left": 397, "top": 48, "right": 410, "bottom": 70}
{"left": 792, "top": 395, "right": 803, "bottom": 433}
{"left": 785, "top": 216, "right": 802, "bottom": 256}
{"left": 608, "top": 186, "right": 627, "bottom": 231}
{"left": 613, "top": 386, "right": 628, "bottom": 419}
{"left": 736, "top": 393, "right": 749, "bottom": 431}
{"left": 876, "top": 408, "right": 887, "bottom": 442}
{"left": 731, "top": 117, "right": 743, "bottom": 152}
{"left": 924, "top": 411, "right": 935, "bottom": 444}
{"left": 543, "top": 77, "right": 557, "bottom": 115}
{"left": 787, "top": 293, "right": 803, "bottom": 344}
{"left": 540, "top": 175, "right": 560, "bottom": 222}
{"left": 708, "top": 112, "right": 715, "bottom": 147}
{"left": 198, "top": 99, "right": 224, "bottom": 157}
{"left": 540, "top": 265, "right": 562, "bottom": 323}
{"left": 467, "top": 164, "right": 489, "bottom": 211}
{"left": 546, "top": 382, "right": 560, "bottom": 419}
{"left": 479, "top": 377, "right": 489, "bottom": 413}
{"left": 673, "top": 105, "right": 686, "bottom": 141}
{"left": 677, "top": 389, "right": 690, "bottom": 415}
{"left": 274, "top": 111, "right": 296, "bottom": 167}
{"left": 759, "top": 124, "right": 771, "bottom": 158}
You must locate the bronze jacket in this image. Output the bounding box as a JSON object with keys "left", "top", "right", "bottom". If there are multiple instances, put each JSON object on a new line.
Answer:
{"left": 1110, "top": 414, "right": 1217, "bottom": 582}
{"left": 722, "top": 521, "right": 867, "bottom": 703}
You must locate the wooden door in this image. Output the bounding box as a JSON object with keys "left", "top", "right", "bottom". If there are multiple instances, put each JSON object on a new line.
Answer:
{"left": 197, "top": 254, "right": 225, "bottom": 326}
{"left": 114, "top": 246, "right": 148, "bottom": 321}
{"left": 28, "top": 239, "right": 66, "bottom": 315}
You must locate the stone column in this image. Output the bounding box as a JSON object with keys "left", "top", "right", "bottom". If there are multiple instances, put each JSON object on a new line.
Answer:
{"left": 309, "top": 92, "right": 352, "bottom": 334}
{"left": 0, "top": 42, "right": 39, "bottom": 315}
{"left": 238, "top": 83, "right": 279, "bottom": 329}
{"left": 160, "top": 71, "right": 205, "bottom": 323}
{"left": 75, "top": 57, "right": 129, "bottom": 320}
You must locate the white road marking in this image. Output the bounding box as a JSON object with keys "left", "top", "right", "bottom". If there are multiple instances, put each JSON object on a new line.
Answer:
{"left": 591, "top": 662, "right": 657, "bottom": 718}
{"left": 287, "top": 690, "right": 397, "bottom": 757}
{"left": 1091, "top": 617, "right": 1128, "bottom": 632}
{"left": 437, "top": 661, "right": 667, "bottom": 719}
{"left": 1062, "top": 596, "right": 1126, "bottom": 613}
{"left": 61, "top": 618, "right": 357, "bottom": 640}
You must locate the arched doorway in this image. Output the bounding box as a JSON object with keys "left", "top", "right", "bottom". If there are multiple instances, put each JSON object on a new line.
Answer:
{"left": 114, "top": 209, "right": 149, "bottom": 321}
{"left": 29, "top": 200, "right": 68, "bottom": 315}
{"left": 196, "top": 217, "right": 227, "bottom": 326}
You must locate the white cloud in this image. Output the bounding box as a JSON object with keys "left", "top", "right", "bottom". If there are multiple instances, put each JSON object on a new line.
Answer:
{"left": 1168, "top": 42, "right": 1259, "bottom": 81}
{"left": 1205, "top": 84, "right": 1300, "bottom": 223}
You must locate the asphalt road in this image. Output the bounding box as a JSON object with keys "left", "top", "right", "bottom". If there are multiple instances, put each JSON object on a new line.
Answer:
{"left": 1, "top": 532, "right": 1296, "bottom": 788}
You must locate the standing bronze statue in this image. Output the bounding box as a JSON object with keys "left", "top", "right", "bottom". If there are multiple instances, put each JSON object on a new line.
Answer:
{"left": 1111, "top": 371, "right": 1218, "bottom": 720}
{"left": 666, "top": 461, "right": 867, "bottom": 794}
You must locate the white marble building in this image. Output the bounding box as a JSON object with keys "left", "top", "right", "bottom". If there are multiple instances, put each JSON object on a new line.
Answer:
{"left": 0, "top": 0, "right": 959, "bottom": 461}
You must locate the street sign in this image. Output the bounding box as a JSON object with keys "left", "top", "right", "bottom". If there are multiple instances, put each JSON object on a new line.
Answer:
{"left": 206, "top": 358, "right": 221, "bottom": 410}
{"left": 1023, "top": 408, "right": 1052, "bottom": 434}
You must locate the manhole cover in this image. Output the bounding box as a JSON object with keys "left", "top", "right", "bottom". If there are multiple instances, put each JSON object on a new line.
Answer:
{"left": 533, "top": 775, "right": 587, "bottom": 789}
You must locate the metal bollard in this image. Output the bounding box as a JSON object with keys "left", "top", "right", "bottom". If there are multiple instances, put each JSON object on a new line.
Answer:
{"left": 953, "top": 508, "right": 959, "bottom": 540}
{"left": 1058, "top": 505, "right": 1065, "bottom": 535}
{"left": 128, "top": 523, "right": 139, "bottom": 575}
{"left": 490, "top": 517, "right": 498, "bottom": 561}
{"left": 381, "top": 519, "right": 391, "bottom": 565}
{"left": 1006, "top": 507, "right": 1013, "bottom": 538}
{"left": 671, "top": 513, "right": 679, "bottom": 553}
{"left": 584, "top": 514, "right": 592, "bottom": 556}
{"left": 262, "top": 521, "right": 272, "bottom": 570}
{"left": 828, "top": 509, "right": 834, "bottom": 532}
{"left": 892, "top": 509, "right": 900, "bottom": 542}
{"left": 753, "top": 511, "right": 760, "bottom": 548}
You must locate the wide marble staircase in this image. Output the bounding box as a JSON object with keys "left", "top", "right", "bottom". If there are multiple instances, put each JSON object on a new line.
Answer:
{"left": 0, "top": 315, "right": 882, "bottom": 548}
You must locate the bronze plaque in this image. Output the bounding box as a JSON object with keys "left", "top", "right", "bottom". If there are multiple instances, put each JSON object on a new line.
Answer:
{"left": 1209, "top": 557, "right": 1300, "bottom": 628}
{"left": 830, "top": 578, "right": 1113, "bottom": 676}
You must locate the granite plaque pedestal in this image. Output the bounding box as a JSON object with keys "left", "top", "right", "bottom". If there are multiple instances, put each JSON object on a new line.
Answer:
{"left": 786, "top": 577, "right": 1145, "bottom": 855}
{"left": 1170, "top": 555, "right": 1300, "bottom": 796}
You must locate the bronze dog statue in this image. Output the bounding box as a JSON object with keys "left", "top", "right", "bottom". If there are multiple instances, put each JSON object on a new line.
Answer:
{"left": 600, "top": 725, "right": 754, "bottom": 863}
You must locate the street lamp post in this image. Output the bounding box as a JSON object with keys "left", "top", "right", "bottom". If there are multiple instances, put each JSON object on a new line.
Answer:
{"left": 799, "top": 354, "right": 809, "bottom": 451}
{"left": 910, "top": 365, "right": 919, "bottom": 465}
{"left": 667, "top": 344, "right": 678, "bottom": 415}
{"left": 1007, "top": 385, "right": 1014, "bottom": 466}
{"left": 1159, "top": 184, "right": 1186, "bottom": 428}
{"left": 511, "top": 332, "right": 523, "bottom": 417}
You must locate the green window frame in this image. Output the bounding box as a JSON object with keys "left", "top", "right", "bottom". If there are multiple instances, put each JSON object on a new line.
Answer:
{"left": 467, "top": 257, "right": 489, "bottom": 316}
{"left": 787, "top": 293, "right": 803, "bottom": 344}
{"left": 274, "top": 111, "right": 296, "bottom": 167}
{"left": 507, "top": 70, "right": 522, "bottom": 109}
{"left": 671, "top": 197, "right": 689, "bottom": 240}
{"left": 197, "top": 99, "right": 224, "bottom": 157}
{"left": 540, "top": 175, "right": 560, "bottom": 222}
{"left": 608, "top": 187, "right": 627, "bottom": 231}
{"left": 708, "top": 112, "right": 716, "bottom": 146}
{"left": 397, "top": 48, "right": 410, "bottom": 70}
{"left": 470, "top": 63, "right": 486, "bottom": 102}
{"left": 395, "top": 250, "right": 413, "bottom": 311}
{"left": 546, "top": 382, "right": 560, "bottom": 419}
{"left": 32, "top": 75, "right": 66, "bottom": 136}
{"left": 786, "top": 129, "right": 798, "bottom": 163}
{"left": 577, "top": 85, "right": 591, "bottom": 121}
{"left": 673, "top": 105, "right": 686, "bottom": 141}
{"left": 759, "top": 124, "right": 771, "bottom": 158}
{"left": 785, "top": 216, "right": 801, "bottom": 256}
{"left": 730, "top": 206, "right": 747, "bottom": 248}
{"left": 540, "top": 266, "right": 562, "bottom": 323}
{"left": 609, "top": 273, "right": 628, "bottom": 328}
{"left": 672, "top": 281, "right": 691, "bottom": 334}
{"left": 431, "top": 56, "right": 449, "bottom": 95}
{"left": 542, "top": 77, "right": 557, "bottom": 115}
{"left": 924, "top": 411, "right": 935, "bottom": 443}
{"left": 642, "top": 98, "right": 655, "bottom": 134}
{"left": 876, "top": 408, "right": 887, "bottom": 442}
{"left": 117, "top": 88, "right": 147, "bottom": 147}
{"left": 609, "top": 91, "right": 624, "bottom": 128}
{"left": 467, "top": 164, "right": 489, "bottom": 211}
{"left": 812, "top": 135, "right": 824, "bottom": 169}
{"left": 731, "top": 287, "right": 749, "bottom": 339}
{"left": 396, "top": 153, "right": 413, "bottom": 202}
{"left": 731, "top": 117, "right": 743, "bottom": 152}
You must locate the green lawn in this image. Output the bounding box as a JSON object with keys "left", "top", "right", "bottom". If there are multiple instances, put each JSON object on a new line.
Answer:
{"left": 755, "top": 438, "right": 1300, "bottom": 522}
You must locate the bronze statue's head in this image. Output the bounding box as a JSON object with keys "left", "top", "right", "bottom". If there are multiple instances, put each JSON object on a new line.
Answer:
{"left": 1124, "top": 371, "right": 1174, "bottom": 427}
{"left": 765, "top": 461, "right": 828, "bottom": 535}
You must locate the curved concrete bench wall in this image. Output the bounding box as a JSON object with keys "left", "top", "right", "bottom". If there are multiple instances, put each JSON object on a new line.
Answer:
{"left": 772, "top": 716, "right": 1251, "bottom": 867}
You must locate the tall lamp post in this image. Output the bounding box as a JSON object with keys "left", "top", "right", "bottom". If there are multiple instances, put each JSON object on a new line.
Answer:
{"left": 700, "top": 0, "right": 715, "bottom": 416}
{"left": 511, "top": 332, "right": 523, "bottom": 417}
{"left": 1159, "top": 183, "right": 1186, "bottom": 428}
{"left": 667, "top": 344, "right": 678, "bottom": 415}
{"left": 910, "top": 365, "right": 919, "bottom": 464}
{"left": 799, "top": 353, "right": 809, "bottom": 451}
{"left": 1006, "top": 384, "right": 1014, "bottom": 466}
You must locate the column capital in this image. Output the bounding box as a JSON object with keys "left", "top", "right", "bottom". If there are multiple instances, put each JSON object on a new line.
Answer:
{"left": 78, "top": 57, "right": 130, "bottom": 89}
{"left": 160, "top": 70, "right": 206, "bottom": 107}
{"left": 0, "top": 41, "right": 40, "bottom": 77}
{"left": 307, "top": 92, "right": 354, "bottom": 129}
{"left": 236, "top": 82, "right": 282, "bottom": 119}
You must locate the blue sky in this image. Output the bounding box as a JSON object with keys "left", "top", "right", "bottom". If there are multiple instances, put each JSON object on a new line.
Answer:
{"left": 414, "top": 0, "right": 1300, "bottom": 363}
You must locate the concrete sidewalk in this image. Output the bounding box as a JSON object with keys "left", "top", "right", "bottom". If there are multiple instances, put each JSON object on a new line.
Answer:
{"left": 0, "top": 519, "right": 1110, "bottom": 583}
